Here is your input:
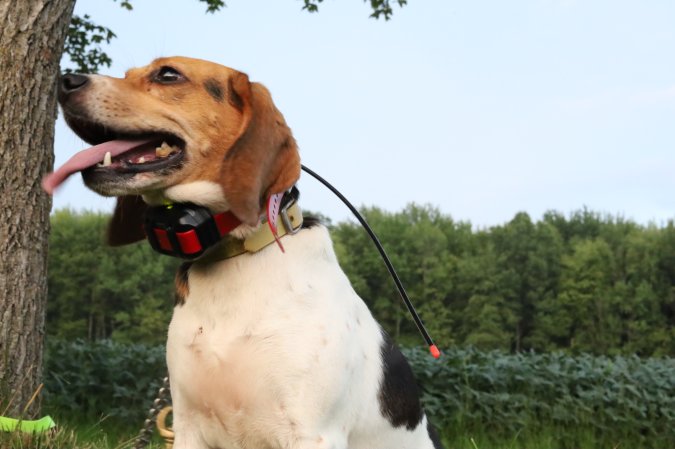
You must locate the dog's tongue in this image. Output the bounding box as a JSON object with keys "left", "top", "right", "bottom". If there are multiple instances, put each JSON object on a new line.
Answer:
{"left": 42, "top": 139, "right": 153, "bottom": 194}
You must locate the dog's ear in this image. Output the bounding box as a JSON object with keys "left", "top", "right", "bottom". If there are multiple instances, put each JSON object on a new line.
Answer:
{"left": 107, "top": 195, "right": 147, "bottom": 246}
{"left": 219, "top": 72, "right": 301, "bottom": 225}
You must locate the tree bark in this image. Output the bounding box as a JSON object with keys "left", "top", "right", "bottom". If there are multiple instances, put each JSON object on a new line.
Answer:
{"left": 0, "top": 0, "right": 75, "bottom": 417}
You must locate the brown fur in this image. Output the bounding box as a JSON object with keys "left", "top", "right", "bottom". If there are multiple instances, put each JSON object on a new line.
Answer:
{"left": 94, "top": 57, "right": 300, "bottom": 242}
{"left": 107, "top": 195, "right": 147, "bottom": 246}
{"left": 174, "top": 262, "right": 192, "bottom": 306}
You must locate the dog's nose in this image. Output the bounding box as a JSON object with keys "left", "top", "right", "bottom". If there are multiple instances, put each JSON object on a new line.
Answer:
{"left": 60, "top": 73, "right": 90, "bottom": 94}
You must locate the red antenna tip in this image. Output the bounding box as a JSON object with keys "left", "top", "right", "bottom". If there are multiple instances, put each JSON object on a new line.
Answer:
{"left": 429, "top": 344, "right": 441, "bottom": 359}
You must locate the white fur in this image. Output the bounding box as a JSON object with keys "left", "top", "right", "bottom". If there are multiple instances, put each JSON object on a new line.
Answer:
{"left": 143, "top": 180, "right": 230, "bottom": 211}
{"left": 167, "top": 225, "right": 437, "bottom": 449}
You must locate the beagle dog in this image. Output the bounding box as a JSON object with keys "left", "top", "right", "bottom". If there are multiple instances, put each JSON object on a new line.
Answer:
{"left": 45, "top": 57, "right": 444, "bottom": 449}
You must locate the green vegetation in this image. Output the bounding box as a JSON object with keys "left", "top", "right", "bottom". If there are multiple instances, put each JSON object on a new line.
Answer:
{"left": 38, "top": 340, "right": 675, "bottom": 449}
{"left": 40, "top": 205, "right": 675, "bottom": 447}
{"left": 407, "top": 347, "right": 675, "bottom": 449}
{"left": 333, "top": 206, "right": 675, "bottom": 356}
{"left": 48, "top": 206, "right": 675, "bottom": 356}
{"left": 48, "top": 209, "right": 178, "bottom": 345}
{"left": 0, "top": 426, "right": 98, "bottom": 449}
{"left": 43, "top": 340, "right": 166, "bottom": 423}
{"left": 0, "top": 423, "right": 162, "bottom": 449}
{"left": 66, "top": 0, "right": 406, "bottom": 74}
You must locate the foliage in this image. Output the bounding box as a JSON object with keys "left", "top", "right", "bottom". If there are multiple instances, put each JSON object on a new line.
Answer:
{"left": 0, "top": 427, "right": 97, "bottom": 449}
{"left": 199, "top": 0, "right": 227, "bottom": 13}
{"left": 303, "top": 0, "right": 407, "bottom": 19}
{"left": 0, "top": 421, "right": 163, "bottom": 449}
{"left": 63, "top": 15, "right": 117, "bottom": 74}
{"left": 404, "top": 346, "right": 675, "bottom": 449}
{"left": 333, "top": 206, "right": 675, "bottom": 356}
{"left": 40, "top": 340, "right": 674, "bottom": 449}
{"left": 64, "top": 0, "right": 408, "bottom": 74}
{"left": 43, "top": 206, "right": 675, "bottom": 448}
{"left": 42, "top": 339, "right": 166, "bottom": 424}
{"left": 47, "top": 206, "right": 675, "bottom": 357}
{"left": 47, "top": 209, "right": 178, "bottom": 344}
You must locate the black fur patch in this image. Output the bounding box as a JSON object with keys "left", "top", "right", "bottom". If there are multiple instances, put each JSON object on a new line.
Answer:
{"left": 427, "top": 419, "right": 445, "bottom": 449}
{"left": 301, "top": 215, "right": 322, "bottom": 229}
{"left": 377, "top": 331, "right": 424, "bottom": 430}
{"left": 204, "top": 78, "right": 224, "bottom": 102}
{"left": 174, "top": 262, "right": 191, "bottom": 306}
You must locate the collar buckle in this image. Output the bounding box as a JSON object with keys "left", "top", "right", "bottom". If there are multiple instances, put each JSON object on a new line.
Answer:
{"left": 280, "top": 187, "right": 302, "bottom": 235}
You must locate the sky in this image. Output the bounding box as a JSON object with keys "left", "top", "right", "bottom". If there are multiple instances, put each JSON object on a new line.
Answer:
{"left": 53, "top": 0, "right": 675, "bottom": 227}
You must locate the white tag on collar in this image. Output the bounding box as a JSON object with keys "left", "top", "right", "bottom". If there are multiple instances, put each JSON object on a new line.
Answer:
{"left": 266, "top": 192, "right": 285, "bottom": 252}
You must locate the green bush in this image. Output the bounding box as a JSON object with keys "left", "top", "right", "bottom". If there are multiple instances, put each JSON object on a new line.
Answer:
{"left": 43, "top": 340, "right": 675, "bottom": 447}
{"left": 43, "top": 339, "right": 166, "bottom": 423}
{"left": 404, "top": 347, "right": 675, "bottom": 448}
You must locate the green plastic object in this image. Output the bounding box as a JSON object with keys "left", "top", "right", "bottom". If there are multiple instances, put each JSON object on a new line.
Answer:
{"left": 0, "top": 415, "right": 56, "bottom": 433}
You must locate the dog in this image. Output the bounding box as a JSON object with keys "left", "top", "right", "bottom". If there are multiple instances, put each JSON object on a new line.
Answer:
{"left": 45, "top": 57, "right": 444, "bottom": 449}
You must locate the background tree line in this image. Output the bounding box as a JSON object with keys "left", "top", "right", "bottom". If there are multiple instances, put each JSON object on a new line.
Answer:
{"left": 47, "top": 205, "right": 675, "bottom": 356}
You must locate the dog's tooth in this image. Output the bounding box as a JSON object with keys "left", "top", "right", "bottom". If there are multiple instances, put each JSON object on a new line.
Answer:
{"left": 155, "top": 141, "right": 174, "bottom": 158}
{"left": 138, "top": 156, "right": 146, "bottom": 164}
{"left": 103, "top": 152, "right": 112, "bottom": 167}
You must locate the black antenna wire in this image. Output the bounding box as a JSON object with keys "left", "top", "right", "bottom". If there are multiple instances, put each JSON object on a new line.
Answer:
{"left": 301, "top": 164, "right": 441, "bottom": 359}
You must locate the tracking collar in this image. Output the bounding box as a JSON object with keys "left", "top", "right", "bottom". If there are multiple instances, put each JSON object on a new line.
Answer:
{"left": 144, "top": 187, "right": 302, "bottom": 261}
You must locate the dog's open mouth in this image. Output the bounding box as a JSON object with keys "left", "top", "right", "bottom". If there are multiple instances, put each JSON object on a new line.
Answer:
{"left": 43, "top": 116, "right": 186, "bottom": 194}
{"left": 91, "top": 136, "right": 184, "bottom": 172}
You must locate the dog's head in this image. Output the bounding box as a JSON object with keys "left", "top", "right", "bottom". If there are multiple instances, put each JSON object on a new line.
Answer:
{"left": 46, "top": 56, "right": 300, "bottom": 244}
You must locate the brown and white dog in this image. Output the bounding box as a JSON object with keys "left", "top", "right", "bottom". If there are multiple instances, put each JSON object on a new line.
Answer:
{"left": 45, "top": 57, "right": 444, "bottom": 449}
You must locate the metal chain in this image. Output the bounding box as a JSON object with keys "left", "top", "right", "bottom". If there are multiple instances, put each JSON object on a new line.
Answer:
{"left": 133, "top": 376, "right": 171, "bottom": 449}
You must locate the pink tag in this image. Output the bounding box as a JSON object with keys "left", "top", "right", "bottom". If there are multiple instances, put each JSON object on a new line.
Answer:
{"left": 266, "top": 193, "right": 285, "bottom": 252}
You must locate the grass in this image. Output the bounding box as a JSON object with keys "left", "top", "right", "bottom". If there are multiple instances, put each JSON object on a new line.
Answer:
{"left": 438, "top": 422, "right": 634, "bottom": 449}
{"left": 1, "top": 419, "right": 640, "bottom": 449}
{"left": 2, "top": 371, "right": 664, "bottom": 449}
{"left": 3, "top": 411, "right": 645, "bottom": 449}
{"left": 0, "top": 380, "right": 163, "bottom": 449}
{"left": 0, "top": 414, "right": 167, "bottom": 449}
{"left": 0, "top": 425, "right": 117, "bottom": 449}
{"left": 0, "top": 425, "right": 165, "bottom": 449}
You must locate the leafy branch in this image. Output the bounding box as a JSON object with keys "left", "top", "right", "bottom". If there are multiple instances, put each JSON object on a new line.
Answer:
{"left": 63, "top": 14, "right": 116, "bottom": 74}
{"left": 61, "top": 0, "right": 226, "bottom": 73}
{"left": 303, "top": 0, "right": 407, "bottom": 20}
{"left": 63, "top": 0, "right": 406, "bottom": 74}
{"left": 199, "top": 0, "right": 226, "bottom": 13}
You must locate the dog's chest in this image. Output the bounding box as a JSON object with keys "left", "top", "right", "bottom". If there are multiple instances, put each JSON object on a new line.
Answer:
{"left": 166, "top": 227, "right": 385, "bottom": 447}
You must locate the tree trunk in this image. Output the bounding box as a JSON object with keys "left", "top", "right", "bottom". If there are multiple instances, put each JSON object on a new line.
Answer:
{"left": 0, "top": 0, "right": 75, "bottom": 417}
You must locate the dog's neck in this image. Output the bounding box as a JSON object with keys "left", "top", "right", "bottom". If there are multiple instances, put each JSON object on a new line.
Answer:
{"left": 194, "top": 200, "right": 303, "bottom": 265}
{"left": 142, "top": 185, "right": 302, "bottom": 263}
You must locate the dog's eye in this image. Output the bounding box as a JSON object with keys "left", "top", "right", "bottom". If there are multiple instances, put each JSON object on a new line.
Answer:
{"left": 154, "top": 66, "right": 185, "bottom": 84}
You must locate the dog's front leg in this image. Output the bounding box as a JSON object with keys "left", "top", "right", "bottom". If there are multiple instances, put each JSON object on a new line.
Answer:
{"left": 171, "top": 422, "right": 209, "bottom": 449}
{"left": 170, "top": 391, "right": 210, "bottom": 449}
{"left": 172, "top": 431, "right": 208, "bottom": 449}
